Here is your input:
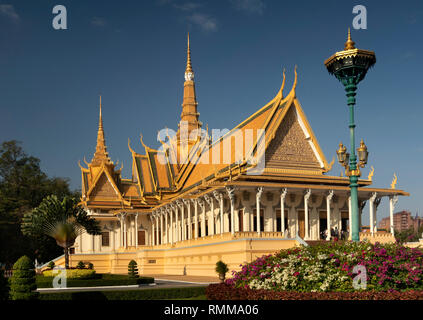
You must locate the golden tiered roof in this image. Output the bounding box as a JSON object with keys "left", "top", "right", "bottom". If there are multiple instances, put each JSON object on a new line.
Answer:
{"left": 78, "top": 35, "right": 408, "bottom": 211}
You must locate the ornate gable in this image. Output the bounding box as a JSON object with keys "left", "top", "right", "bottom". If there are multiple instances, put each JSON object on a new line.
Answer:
{"left": 265, "top": 104, "right": 322, "bottom": 171}
{"left": 89, "top": 172, "right": 120, "bottom": 200}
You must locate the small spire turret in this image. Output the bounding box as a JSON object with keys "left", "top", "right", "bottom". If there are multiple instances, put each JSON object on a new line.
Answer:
{"left": 344, "top": 28, "right": 356, "bottom": 50}
{"left": 92, "top": 95, "right": 112, "bottom": 166}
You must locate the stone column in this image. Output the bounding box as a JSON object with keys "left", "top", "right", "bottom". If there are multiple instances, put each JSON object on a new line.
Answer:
{"left": 135, "top": 213, "right": 139, "bottom": 249}
{"left": 123, "top": 213, "right": 127, "bottom": 249}
{"left": 155, "top": 213, "right": 160, "bottom": 245}
{"left": 389, "top": 195, "right": 398, "bottom": 236}
{"left": 198, "top": 199, "right": 206, "bottom": 237}
{"left": 256, "top": 187, "right": 264, "bottom": 235}
{"left": 369, "top": 192, "right": 377, "bottom": 235}
{"left": 304, "top": 189, "right": 311, "bottom": 240}
{"left": 171, "top": 204, "right": 178, "bottom": 242}
{"left": 280, "top": 188, "right": 288, "bottom": 235}
{"left": 192, "top": 199, "right": 199, "bottom": 239}
{"left": 111, "top": 223, "right": 115, "bottom": 252}
{"left": 214, "top": 191, "right": 224, "bottom": 234}
{"left": 176, "top": 200, "right": 184, "bottom": 241}
{"left": 150, "top": 214, "right": 155, "bottom": 246}
{"left": 160, "top": 210, "right": 164, "bottom": 245}
{"left": 183, "top": 199, "right": 191, "bottom": 240}
{"left": 374, "top": 197, "right": 381, "bottom": 233}
{"left": 204, "top": 195, "right": 214, "bottom": 236}
{"left": 118, "top": 214, "right": 123, "bottom": 248}
{"left": 326, "top": 190, "right": 334, "bottom": 241}
{"left": 226, "top": 187, "right": 235, "bottom": 235}
{"left": 163, "top": 208, "right": 168, "bottom": 244}
{"left": 167, "top": 206, "right": 173, "bottom": 245}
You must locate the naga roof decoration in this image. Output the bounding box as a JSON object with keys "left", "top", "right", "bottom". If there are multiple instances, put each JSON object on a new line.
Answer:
{"left": 78, "top": 36, "right": 408, "bottom": 211}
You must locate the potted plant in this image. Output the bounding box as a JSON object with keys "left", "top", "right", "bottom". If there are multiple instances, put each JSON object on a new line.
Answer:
{"left": 215, "top": 260, "right": 229, "bottom": 283}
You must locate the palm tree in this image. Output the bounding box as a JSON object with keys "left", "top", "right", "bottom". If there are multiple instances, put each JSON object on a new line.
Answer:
{"left": 21, "top": 195, "right": 101, "bottom": 269}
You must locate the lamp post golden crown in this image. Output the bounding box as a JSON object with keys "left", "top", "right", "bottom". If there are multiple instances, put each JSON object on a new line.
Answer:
{"left": 324, "top": 29, "right": 376, "bottom": 242}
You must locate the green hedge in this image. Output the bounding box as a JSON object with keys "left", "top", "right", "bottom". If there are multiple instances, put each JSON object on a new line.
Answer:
{"left": 39, "top": 286, "right": 206, "bottom": 300}
{"left": 36, "top": 274, "right": 154, "bottom": 288}
{"left": 42, "top": 269, "right": 96, "bottom": 279}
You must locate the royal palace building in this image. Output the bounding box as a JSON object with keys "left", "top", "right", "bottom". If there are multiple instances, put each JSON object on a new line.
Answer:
{"left": 62, "top": 35, "right": 408, "bottom": 275}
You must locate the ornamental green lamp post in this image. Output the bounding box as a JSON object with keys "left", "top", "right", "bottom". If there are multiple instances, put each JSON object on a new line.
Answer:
{"left": 324, "top": 29, "right": 376, "bottom": 242}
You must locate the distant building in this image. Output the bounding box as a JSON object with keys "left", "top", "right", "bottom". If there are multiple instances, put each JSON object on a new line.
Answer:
{"left": 379, "top": 211, "right": 423, "bottom": 233}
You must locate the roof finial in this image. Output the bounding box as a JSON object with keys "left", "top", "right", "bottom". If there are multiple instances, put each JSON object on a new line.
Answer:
{"left": 99, "top": 95, "right": 103, "bottom": 129}
{"left": 185, "top": 32, "right": 194, "bottom": 80}
{"left": 344, "top": 28, "right": 356, "bottom": 50}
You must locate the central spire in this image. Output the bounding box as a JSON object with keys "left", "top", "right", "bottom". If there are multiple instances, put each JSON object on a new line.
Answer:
{"left": 185, "top": 32, "right": 193, "bottom": 78}
{"left": 178, "top": 33, "right": 201, "bottom": 147}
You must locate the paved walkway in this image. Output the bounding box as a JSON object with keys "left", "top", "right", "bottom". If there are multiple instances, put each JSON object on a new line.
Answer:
{"left": 142, "top": 274, "right": 220, "bottom": 284}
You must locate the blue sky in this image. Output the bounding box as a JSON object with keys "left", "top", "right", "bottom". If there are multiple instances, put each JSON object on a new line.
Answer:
{"left": 0, "top": 0, "right": 422, "bottom": 225}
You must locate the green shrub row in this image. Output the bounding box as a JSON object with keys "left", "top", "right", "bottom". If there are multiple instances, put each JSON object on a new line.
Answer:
{"left": 36, "top": 275, "right": 154, "bottom": 288}
{"left": 39, "top": 286, "right": 206, "bottom": 300}
{"left": 42, "top": 269, "right": 96, "bottom": 279}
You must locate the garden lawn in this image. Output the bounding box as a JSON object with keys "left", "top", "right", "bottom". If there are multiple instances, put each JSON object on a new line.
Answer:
{"left": 37, "top": 273, "right": 154, "bottom": 288}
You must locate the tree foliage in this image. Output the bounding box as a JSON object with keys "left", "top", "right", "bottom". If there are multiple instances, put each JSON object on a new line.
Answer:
{"left": 0, "top": 268, "right": 9, "bottom": 301}
{"left": 22, "top": 195, "right": 101, "bottom": 268}
{"left": 0, "top": 140, "right": 80, "bottom": 267}
{"left": 395, "top": 227, "right": 421, "bottom": 244}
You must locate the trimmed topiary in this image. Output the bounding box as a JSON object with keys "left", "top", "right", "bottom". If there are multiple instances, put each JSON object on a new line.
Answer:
{"left": 0, "top": 269, "right": 10, "bottom": 301}
{"left": 215, "top": 260, "right": 229, "bottom": 283}
{"left": 76, "top": 261, "right": 85, "bottom": 269}
{"left": 128, "top": 260, "right": 139, "bottom": 278}
{"left": 9, "top": 256, "right": 39, "bottom": 300}
{"left": 87, "top": 263, "right": 94, "bottom": 270}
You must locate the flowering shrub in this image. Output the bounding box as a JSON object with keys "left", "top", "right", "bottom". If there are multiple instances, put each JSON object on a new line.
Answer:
{"left": 226, "top": 241, "right": 423, "bottom": 292}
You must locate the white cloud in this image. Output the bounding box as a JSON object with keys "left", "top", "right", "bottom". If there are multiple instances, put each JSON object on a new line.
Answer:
{"left": 231, "top": 0, "right": 266, "bottom": 15}
{"left": 0, "top": 4, "right": 20, "bottom": 22}
{"left": 173, "top": 2, "right": 203, "bottom": 11}
{"left": 187, "top": 13, "right": 217, "bottom": 32}
{"left": 91, "top": 17, "right": 107, "bottom": 27}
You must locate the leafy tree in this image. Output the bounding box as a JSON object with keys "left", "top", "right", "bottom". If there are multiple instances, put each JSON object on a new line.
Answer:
{"left": 0, "top": 268, "right": 9, "bottom": 301}
{"left": 21, "top": 195, "right": 101, "bottom": 269}
{"left": 395, "top": 227, "right": 419, "bottom": 243}
{"left": 0, "top": 140, "right": 79, "bottom": 266}
{"left": 128, "top": 260, "right": 139, "bottom": 278}
{"left": 9, "top": 256, "right": 38, "bottom": 300}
